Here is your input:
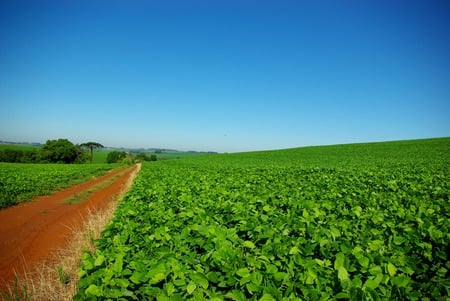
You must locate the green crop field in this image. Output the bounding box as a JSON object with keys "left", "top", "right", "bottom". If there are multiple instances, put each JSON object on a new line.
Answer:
{"left": 154, "top": 152, "right": 213, "bottom": 160}
{"left": 0, "top": 163, "right": 118, "bottom": 209}
{"left": 0, "top": 143, "right": 40, "bottom": 151}
{"left": 75, "top": 138, "right": 449, "bottom": 300}
{"left": 91, "top": 150, "right": 110, "bottom": 163}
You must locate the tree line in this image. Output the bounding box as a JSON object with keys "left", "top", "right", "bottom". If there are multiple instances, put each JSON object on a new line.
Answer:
{"left": 0, "top": 139, "right": 101, "bottom": 164}
{"left": 106, "top": 151, "right": 156, "bottom": 164}
{"left": 0, "top": 139, "right": 158, "bottom": 164}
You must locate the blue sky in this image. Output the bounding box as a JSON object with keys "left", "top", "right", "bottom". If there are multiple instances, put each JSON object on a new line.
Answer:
{"left": 1, "top": 0, "right": 449, "bottom": 152}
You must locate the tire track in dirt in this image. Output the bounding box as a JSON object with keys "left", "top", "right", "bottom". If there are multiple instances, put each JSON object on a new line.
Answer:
{"left": 0, "top": 164, "right": 140, "bottom": 289}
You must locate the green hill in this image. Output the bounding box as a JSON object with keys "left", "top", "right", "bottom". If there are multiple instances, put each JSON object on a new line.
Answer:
{"left": 169, "top": 137, "right": 450, "bottom": 169}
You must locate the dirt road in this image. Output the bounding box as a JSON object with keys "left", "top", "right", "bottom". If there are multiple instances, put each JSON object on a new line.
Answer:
{"left": 0, "top": 164, "right": 140, "bottom": 288}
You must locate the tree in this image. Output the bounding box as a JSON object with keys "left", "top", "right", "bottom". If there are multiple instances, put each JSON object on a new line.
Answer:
{"left": 0, "top": 149, "right": 22, "bottom": 162}
{"left": 80, "top": 142, "right": 104, "bottom": 163}
{"left": 42, "top": 139, "right": 83, "bottom": 163}
{"left": 135, "top": 152, "right": 157, "bottom": 162}
{"left": 20, "top": 149, "right": 40, "bottom": 163}
{"left": 106, "top": 151, "right": 127, "bottom": 163}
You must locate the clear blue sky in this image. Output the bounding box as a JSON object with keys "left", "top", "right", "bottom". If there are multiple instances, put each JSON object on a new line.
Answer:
{"left": 1, "top": 0, "right": 449, "bottom": 152}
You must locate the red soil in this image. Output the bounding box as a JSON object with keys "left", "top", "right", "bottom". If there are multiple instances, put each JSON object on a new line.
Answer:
{"left": 0, "top": 164, "right": 139, "bottom": 289}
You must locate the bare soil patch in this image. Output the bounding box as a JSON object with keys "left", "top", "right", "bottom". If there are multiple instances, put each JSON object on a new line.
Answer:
{"left": 0, "top": 164, "right": 140, "bottom": 290}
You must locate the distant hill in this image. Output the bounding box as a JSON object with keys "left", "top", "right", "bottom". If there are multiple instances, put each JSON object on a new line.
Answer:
{"left": 0, "top": 141, "right": 42, "bottom": 148}
{"left": 102, "top": 146, "right": 217, "bottom": 155}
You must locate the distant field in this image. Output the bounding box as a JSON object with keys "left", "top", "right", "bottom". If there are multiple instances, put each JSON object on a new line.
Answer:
{"left": 153, "top": 152, "right": 212, "bottom": 160}
{"left": 92, "top": 151, "right": 109, "bottom": 163}
{"left": 76, "top": 137, "right": 449, "bottom": 300}
{"left": 0, "top": 144, "right": 39, "bottom": 151}
{"left": 205, "top": 137, "right": 449, "bottom": 168}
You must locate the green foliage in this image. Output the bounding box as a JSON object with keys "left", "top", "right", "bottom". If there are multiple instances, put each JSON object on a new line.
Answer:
{"left": 0, "top": 163, "right": 116, "bottom": 209}
{"left": 57, "top": 264, "right": 70, "bottom": 285}
{"left": 106, "top": 151, "right": 128, "bottom": 163}
{"left": 0, "top": 144, "right": 40, "bottom": 152}
{"left": 0, "top": 148, "right": 41, "bottom": 163}
{"left": 135, "top": 152, "right": 157, "bottom": 162}
{"left": 0, "top": 144, "right": 42, "bottom": 163}
{"left": 80, "top": 142, "right": 104, "bottom": 164}
{"left": 0, "top": 141, "right": 100, "bottom": 164}
{"left": 75, "top": 138, "right": 450, "bottom": 300}
{"left": 41, "top": 139, "right": 84, "bottom": 164}
{"left": 154, "top": 152, "right": 211, "bottom": 160}
{"left": 122, "top": 156, "right": 135, "bottom": 165}
{"left": 90, "top": 150, "right": 109, "bottom": 163}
